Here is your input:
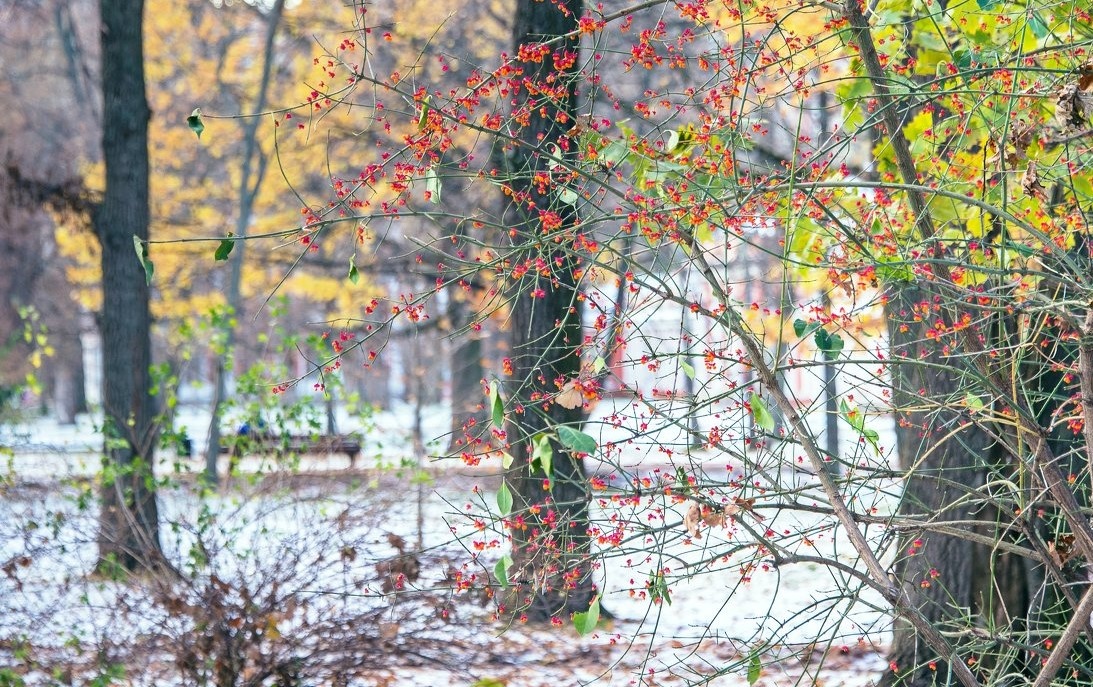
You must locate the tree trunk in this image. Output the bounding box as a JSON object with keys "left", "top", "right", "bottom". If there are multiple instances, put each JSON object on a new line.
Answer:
{"left": 881, "top": 285, "right": 988, "bottom": 685}
{"left": 205, "top": 0, "right": 284, "bottom": 485}
{"left": 504, "top": 0, "right": 595, "bottom": 621}
{"left": 95, "top": 0, "right": 162, "bottom": 573}
{"left": 446, "top": 294, "right": 486, "bottom": 454}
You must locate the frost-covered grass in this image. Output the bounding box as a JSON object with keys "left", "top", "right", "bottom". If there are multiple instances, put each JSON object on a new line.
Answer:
{"left": 0, "top": 408, "right": 890, "bottom": 686}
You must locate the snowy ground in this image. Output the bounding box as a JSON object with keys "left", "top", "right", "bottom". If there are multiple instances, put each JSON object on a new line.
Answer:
{"left": 0, "top": 404, "right": 892, "bottom": 686}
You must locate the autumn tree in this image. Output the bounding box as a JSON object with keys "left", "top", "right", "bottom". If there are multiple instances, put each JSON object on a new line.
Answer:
{"left": 95, "top": 0, "right": 162, "bottom": 571}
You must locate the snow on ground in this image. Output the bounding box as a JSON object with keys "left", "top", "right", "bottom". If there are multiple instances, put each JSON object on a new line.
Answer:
{"left": 1, "top": 406, "right": 892, "bottom": 685}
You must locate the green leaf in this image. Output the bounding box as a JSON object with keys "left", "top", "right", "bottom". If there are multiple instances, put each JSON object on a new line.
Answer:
{"left": 964, "top": 393, "right": 986, "bottom": 412}
{"left": 647, "top": 570, "right": 672, "bottom": 605}
{"left": 496, "top": 481, "right": 513, "bottom": 516}
{"left": 863, "top": 428, "right": 881, "bottom": 453}
{"left": 348, "top": 256, "right": 360, "bottom": 285}
{"left": 664, "top": 128, "right": 679, "bottom": 153}
{"left": 749, "top": 392, "right": 775, "bottom": 433}
{"left": 597, "top": 139, "right": 629, "bottom": 166}
{"left": 532, "top": 433, "right": 553, "bottom": 482}
{"left": 592, "top": 356, "right": 606, "bottom": 373}
{"left": 132, "top": 235, "right": 154, "bottom": 285}
{"left": 214, "top": 236, "right": 234, "bottom": 262}
{"left": 747, "top": 650, "right": 762, "bottom": 685}
{"left": 841, "top": 399, "right": 881, "bottom": 455}
{"left": 494, "top": 555, "right": 512, "bottom": 589}
{"left": 1072, "top": 173, "right": 1093, "bottom": 200}
{"left": 186, "top": 108, "right": 204, "bottom": 139}
{"left": 557, "top": 425, "right": 597, "bottom": 455}
{"left": 814, "top": 329, "right": 844, "bottom": 360}
{"left": 1028, "top": 12, "right": 1049, "bottom": 39}
{"left": 501, "top": 451, "right": 514, "bottom": 469}
{"left": 680, "top": 359, "right": 695, "bottom": 380}
{"left": 490, "top": 380, "right": 504, "bottom": 430}
{"left": 793, "top": 318, "right": 821, "bottom": 339}
{"left": 416, "top": 95, "right": 430, "bottom": 130}
{"left": 558, "top": 186, "right": 579, "bottom": 205}
{"left": 425, "top": 166, "right": 442, "bottom": 204}
{"left": 573, "top": 594, "right": 600, "bottom": 636}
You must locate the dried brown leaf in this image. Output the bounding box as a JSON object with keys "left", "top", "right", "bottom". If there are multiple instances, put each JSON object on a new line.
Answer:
{"left": 1079, "top": 59, "right": 1093, "bottom": 91}
{"left": 701, "top": 506, "right": 727, "bottom": 528}
{"left": 684, "top": 502, "right": 702, "bottom": 538}
{"left": 556, "top": 380, "right": 585, "bottom": 409}
{"left": 1021, "top": 160, "right": 1047, "bottom": 201}
{"left": 1055, "top": 83, "right": 1092, "bottom": 130}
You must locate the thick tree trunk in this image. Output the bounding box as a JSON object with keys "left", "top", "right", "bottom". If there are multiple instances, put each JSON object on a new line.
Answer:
{"left": 504, "top": 0, "right": 595, "bottom": 621}
{"left": 881, "top": 284, "right": 990, "bottom": 686}
{"left": 95, "top": 0, "right": 162, "bottom": 572}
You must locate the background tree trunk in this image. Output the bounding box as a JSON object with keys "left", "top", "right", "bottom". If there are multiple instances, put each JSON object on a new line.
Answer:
{"left": 204, "top": 0, "right": 284, "bottom": 486}
{"left": 95, "top": 0, "right": 161, "bottom": 572}
{"left": 504, "top": 0, "right": 595, "bottom": 621}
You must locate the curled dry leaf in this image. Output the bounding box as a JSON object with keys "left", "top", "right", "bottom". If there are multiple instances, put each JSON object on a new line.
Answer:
{"left": 1079, "top": 58, "right": 1093, "bottom": 91}
{"left": 733, "top": 496, "right": 765, "bottom": 521}
{"left": 684, "top": 502, "right": 702, "bottom": 538}
{"left": 556, "top": 380, "right": 585, "bottom": 409}
{"left": 702, "top": 505, "right": 730, "bottom": 528}
{"left": 1055, "top": 83, "right": 1093, "bottom": 130}
{"left": 1048, "top": 534, "right": 1077, "bottom": 567}
{"left": 1020, "top": 160, "right": 1047, "bottom": 201}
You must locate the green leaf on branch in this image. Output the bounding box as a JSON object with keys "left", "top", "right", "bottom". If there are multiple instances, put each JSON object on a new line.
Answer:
{"left": 489, "top": 380, "right": 504, "bottom": 430}
{"left": 814, "top": 328, "right": 844, "bottom": 360}
{"left": 680, "top": 359, "right": 695, "bottom": 380}
{"left": 573, "top": 594, "right": 600, "bottom": 636}
{"left": 186, "top": 108, "right": 204, "bottom": 139}
{"left": 214, "top": 236, "right": 234, "bottom": 262}
{"left": 647, "top": 570, "right": 671, "bottom": 605}
{"left": 558, "top": 186, "right": 579, "bottom": 205}
{"left": 592, "top": 356, "right": 606, "bottom": 373}
{"left": 348, "top": 256, "right": 360, "bottom": 285}
{"left": 494, "top": 555, "right": 512, "bottom": 589}
{"left": 557, "top": 425, "right": 597, "bottom": 455}
{"left": 496, "top": 481, "right": 513, "bottom": 516}
{"left": 840, "top": 399, "right": 881, "bottom": 455}
{"left": 964, "top": 393, "right": 986, "bottom": 412}
{"left": 417, "top": 95, "right": 431, "bottom": 130}
{"left": 532, "top": 433, "right": 553, "bottom": 483}
{"left": 748, "top": 392, "right": 775, "bottom": 432}
{"left": 501, "top": 451, "right": 514, "bottom": 469}
{"left": 793, "top": 318, "right": 821, "bottom": 339}
{"left": 132, "top": 235, "right": 154, "bottom": 285}
{"left": 747, "top": 650, "right": 762, "bottom": 685}
{"left": 425, "top": 166, "right": 441, "bottom": 204}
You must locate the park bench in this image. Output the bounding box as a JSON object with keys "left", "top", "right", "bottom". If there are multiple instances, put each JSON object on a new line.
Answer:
{"left": 220, "top": 432, "right": 363, "bottom": 466}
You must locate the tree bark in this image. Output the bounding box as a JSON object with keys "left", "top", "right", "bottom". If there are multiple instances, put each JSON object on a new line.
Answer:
{"left": 504, "top": 0, "right": 595, "bottom": 621}
{"left": 205, "top": 0, "right": 284, "bottom": 485}
{"left": 95, "top": 0, "right": 162, "bottom": 572}
{"left": 881, "top": 284, "right": 990, "bottom": 686}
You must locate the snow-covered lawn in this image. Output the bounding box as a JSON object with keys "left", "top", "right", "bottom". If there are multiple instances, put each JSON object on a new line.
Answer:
{"left": 0, "top": 408, "right": 891, "bottom": 686}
